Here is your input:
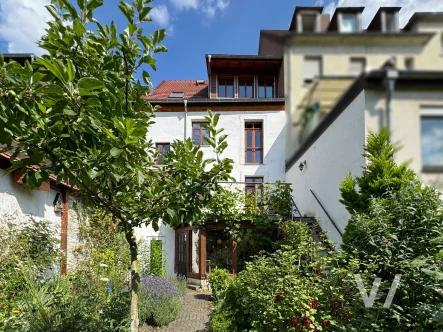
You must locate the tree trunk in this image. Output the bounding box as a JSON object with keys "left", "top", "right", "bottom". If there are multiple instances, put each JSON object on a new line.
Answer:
{"left": 126, "top": 227, "right": 139, "bottom": 332}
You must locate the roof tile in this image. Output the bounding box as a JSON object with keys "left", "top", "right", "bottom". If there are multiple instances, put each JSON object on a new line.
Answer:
{"left": 143, "top": 80, "right": 208, "bottom": 100}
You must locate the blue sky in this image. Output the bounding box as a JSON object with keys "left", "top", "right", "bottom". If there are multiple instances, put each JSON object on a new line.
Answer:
{"left": 1, "top": 0, "right": 443, "bottom": 87}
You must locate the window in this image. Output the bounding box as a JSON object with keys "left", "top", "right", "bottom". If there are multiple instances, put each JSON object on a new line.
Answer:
{"left": 385, "top": 12, "right": 397, "bottom": 32}
{"left": 421, "top": 112, "right": 443, "bottom": 170}
{"left": 341, "top": 14, "right": 358, "bottom": 33}
{"left": 301, "top": 14, "right": 317, "bottom": 32}
{"left": 218, "top": 77, "right": 234, "bottom": 98}
{"left": 169, "top": 92, "right": 184, "bottom": 98}
{"left": 245, "top": 177, "right": 263, "bottom": 194}
{"left": 156, "top": 143, "right": 170, "bottom": 164}
{"left": 405, "top": 57, "right": 414, "bottom": 70}
{"left": 238, "top": 78, "right": 254, "bottom": 98}
{"left": 303, "top": 57, "right": 322, "bottom": 83}
{"left": 245, "top": 122, "right": 263, "bottom": 163}
{"left": 192, "top": 122, "right": 209, "bottom": 146}
{"left": 257, "top": 78, "right": 274, "bottom": 98}
{"left": 349, "top": 58, "right": 366, "bottom": 76}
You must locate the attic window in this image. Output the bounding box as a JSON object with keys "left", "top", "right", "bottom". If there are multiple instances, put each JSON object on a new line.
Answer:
{"left": 169, "top": 92, "right": 185, "bottom": 98}
{"left": 196, "top": 80, "right": 205, "bottom": 85}
{"left": 385, "top": 12, "right": 397, "bottom": 32}
{"left": 341, "top": 14, "right": 358, "bottom": 33}
{"left": 301, "top": 14, "right": 317, "bottom": 32}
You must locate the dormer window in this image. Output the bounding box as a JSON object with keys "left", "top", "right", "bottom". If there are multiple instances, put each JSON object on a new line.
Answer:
{"left": 258, "top": 78, "right": 274, "bottom": 98}
{"left": 218, "top": 77, "right": 234, "bottom": 98}
{"left": 301, "top": 14, "right": 318, "bottom": 32}
{"left": 238, "top": 77, "right": 254, "bottom": 98}
{"left": 383, "top": 11, "right": 398, "bottom": 32}
{"left": 341, "top": 14, "right": 358, "bottom": 33}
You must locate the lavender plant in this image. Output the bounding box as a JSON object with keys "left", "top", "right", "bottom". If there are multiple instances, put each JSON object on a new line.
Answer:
{"left": 138, "top": 275, "right": 185, "bottom": 326}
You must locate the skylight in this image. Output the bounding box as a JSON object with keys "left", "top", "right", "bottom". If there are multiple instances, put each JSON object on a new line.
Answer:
{"left": 169, "top": 92, "right": 185, "bottom": 98}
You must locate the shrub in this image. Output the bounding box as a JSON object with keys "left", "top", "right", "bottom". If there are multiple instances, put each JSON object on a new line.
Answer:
{"left": 0, "top": 210, "right": 131, "bottom": 332}
{"left": 208, "top": 267, "right": 231, "bottom": 302}
{"left": 138, "top": 275, "right": 185, "bottom": 326}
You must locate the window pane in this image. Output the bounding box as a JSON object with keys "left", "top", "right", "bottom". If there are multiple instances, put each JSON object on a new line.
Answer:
{"left": 226, "top": 84, "right": 233, "bottom": 97}
{"left": 245, "top": 177, "right": 254, "bottom": 183}
{"left": 258, "top": 86, "right": 265, "bottom": 98}
{"left": 193, "top": 129, "right": 200, "bottom": 145}
{"left": 255, "top": 131, "right": 261, "bottom": 147}
{"left": 254, "top": 177, "right": 263, "bottom": 183}
{"left": 246, "top": 131, "right": 252, "bottom": 147}
{"left": 342, "top": 15, "right": 357, "bottom": 32}
{"left": 246, "top": 150, "right": 253, "bottom": 163}
{"left": 164, "top": 145, "right": 170, "bottom": 153}
{"left": 193, "top": 123, "right": 200, "bottom": 129}
{"left": 421, "top": 117, "right": 443, "bottom": 166}
{"left": 255, "top": 150, "right": 262, "bottom": 163}
{"left": 246, "top": 85, "right": 253, "bottom": 98}
{"left": 239, "top": 85, "right": 245, "bottom": 98}
{"left": 218, "top": 85, "right": 225, "bottom": 97}
{"left": 202, "top": 128, "right": 210, "bottom": 145}
{"left": 266, "top": 86, "right": 273, "bottom": 98}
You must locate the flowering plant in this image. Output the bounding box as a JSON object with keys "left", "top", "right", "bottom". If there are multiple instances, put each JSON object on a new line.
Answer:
{"left": 138, "top": 275, "right": 185, "bottom": 326}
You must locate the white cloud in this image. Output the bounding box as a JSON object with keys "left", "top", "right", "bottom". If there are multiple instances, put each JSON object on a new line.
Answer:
{"left": 170, "top": 0, "right": 229, "bottom": 18}
{"left": 321, "top": 0, "right": 443, "bottom": 28}
{"left": 170, "top": 0, "right": 199, "bottom": 10}
{"left": 0, "top": 0, "right": 52, "bottom": 55}
{"left": 150, "top": 5, "right": 174, "bottom": 35}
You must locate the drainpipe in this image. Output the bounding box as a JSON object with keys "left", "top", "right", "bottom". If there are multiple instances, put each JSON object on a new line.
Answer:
{"left": 383, "top": 68, "right": 399, "bottom": 139}
{"left": 184, "top": 99, "right": 188, "bottom": 140}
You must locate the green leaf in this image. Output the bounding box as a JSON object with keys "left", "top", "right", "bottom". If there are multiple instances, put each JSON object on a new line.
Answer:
{"left": 153, "top": 45, "right": 167, "bottom": 53}
{"left": 119, "top": 1, "right": 135, "bottom": 23}
{"left": 0, "top": 53, "right": 4, "bottom": 67}
{"left": 67, "top": 60, "right": 76, "bottom": 82}
{"left": 142, "top": 71, "right": 150, "bottom": 85}
{"left": 73, "top": 18, "right": 86, "bottom": 37}
{"left": 137, "top": 170, "right": 144, "bottom": 185}
{"left": 45, "top": 5, "right": 59, "bottom": 21}
{"left": 34, "top": 84, "right": 64, "bottom": 95}
{"left": 78, "top": 77, "right": 104, "bottom": 95}
{"left": 139, "top": 7, "right": 152, "bottom": 21}
{"left": 110, "top": 147, "right": 122, "bottom": 157}
{"left": 38, "top": 57, "right": 66, "bottom": 82}
{"left": 87, "top": 0, "right": 104, "bottom": 11}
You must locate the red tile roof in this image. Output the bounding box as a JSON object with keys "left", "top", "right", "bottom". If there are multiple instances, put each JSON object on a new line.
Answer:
{"left": 0, "top": 151, "right": 72, "bottom": 189}
{"left": 143, "top": 80, "right": 208, "bottom": 100}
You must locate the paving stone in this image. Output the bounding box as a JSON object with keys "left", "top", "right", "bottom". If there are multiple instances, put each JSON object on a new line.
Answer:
{"left": 139, "top": 291, "right": 212, "bottom": 332}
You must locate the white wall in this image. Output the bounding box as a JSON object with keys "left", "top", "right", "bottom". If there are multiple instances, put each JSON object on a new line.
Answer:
{"left": 0, "top": 168, "right": 61, "bottom": 233}
{"left": 286, "top": 91, "right": 366, "bottom": 245}
{"left": 137, "top": 109, "right": 287, "bottom": 275}
{"left": 134, "top": 222, "right": 175, "bottom": 276}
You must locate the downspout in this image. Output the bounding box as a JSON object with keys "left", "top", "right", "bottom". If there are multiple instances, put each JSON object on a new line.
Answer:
{"left": 184, "top": 99, "right": 188, "bottom": 140}
{"left": 384, "top": 68, "right": 399, "bottom": 139}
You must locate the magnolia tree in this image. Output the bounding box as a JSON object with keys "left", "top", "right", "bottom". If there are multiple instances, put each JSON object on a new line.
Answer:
{"left": 0, "top": 0, "right": 233, "bottom": 330}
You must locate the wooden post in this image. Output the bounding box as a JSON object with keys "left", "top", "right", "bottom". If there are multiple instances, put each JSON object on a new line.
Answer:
{"left": 60, "top": 188, "right": 68, "bottom": 275}
{"left": 199, "top": 229, "right": 207, "bottom": 278}
{"left": 232, "top": 240, "right": 238, "bottom": 276}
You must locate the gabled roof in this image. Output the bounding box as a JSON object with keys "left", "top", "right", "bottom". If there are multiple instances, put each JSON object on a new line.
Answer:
{"left": 143, "top": 80, "right": 208, "bottom": 100}
{"left": 403, "top": 12, "right": 443, "bottom": 30}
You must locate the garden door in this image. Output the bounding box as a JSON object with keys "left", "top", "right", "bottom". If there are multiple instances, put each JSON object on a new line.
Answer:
{"left": 177, "top": 232, "right": 187, "bottom": 277}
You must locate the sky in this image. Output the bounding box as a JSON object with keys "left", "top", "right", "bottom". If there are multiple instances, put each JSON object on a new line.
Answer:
{"left": 1, "top": 0, "right": 443, "bottom": 87}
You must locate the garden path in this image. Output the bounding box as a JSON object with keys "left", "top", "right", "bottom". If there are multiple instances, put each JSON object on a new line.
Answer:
{"left": 139, "top": 290, "right": 212, "bottom": 332}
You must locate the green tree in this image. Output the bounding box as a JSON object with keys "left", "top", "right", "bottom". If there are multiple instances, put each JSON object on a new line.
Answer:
{"left": 339, "top": 128, "right": 414, "bottom": 215}
{"left": 0, "top": 0, "right": 233, "bottom": 330}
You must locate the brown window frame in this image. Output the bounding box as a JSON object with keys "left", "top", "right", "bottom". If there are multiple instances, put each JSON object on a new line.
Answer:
{"left": 192, "top": 122, "right": 210, "bottom": 146}
{"left": 257, "top": 77, "right": 274, "bottom": 98}
{"left": 245, "top": 177, "right": 264, "bottom": 193}
{"left": 218, "top": 77, "right": 234, "bottom": 98}
{"left": 245, "top": 122, "right": 263, "bottom": 164}
{"left": 238, "top": 77, "right": 254, "bottom": 98}
{"left": 156, "top": 143, "right": 170, "bottom": 164}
